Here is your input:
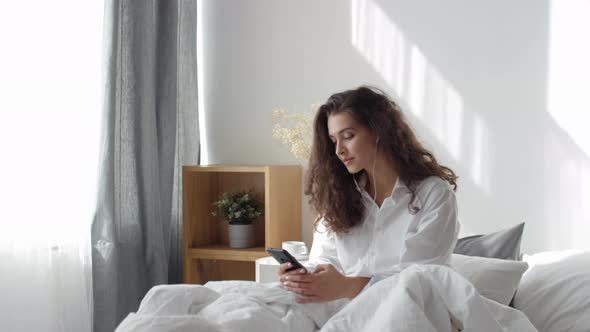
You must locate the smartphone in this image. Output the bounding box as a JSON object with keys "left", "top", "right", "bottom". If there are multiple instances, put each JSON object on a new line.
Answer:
{"left": 266, "top": 247, "right": 306, "bottom": 272}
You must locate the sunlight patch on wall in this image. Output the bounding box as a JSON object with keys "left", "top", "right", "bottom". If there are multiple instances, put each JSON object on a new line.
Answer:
{"left": 547, "top": 0, "right": 590, "bottom": 157}
{"left": 544, "top": 131, "right": 590, "bottom": 251}
{"left": 351, "top": 0, "right": 408, "bottom": 97}
{"left": 470, "top": 116, "right": 489, "bottom": 191}
{"left": 409, "top": 47, "right": 426, "bottom": 118}
{"left": 350, "top": 0, "right": 490, "bottom": 193}
{"left": 545, "top": 0, "right": 590, "bottom": 250}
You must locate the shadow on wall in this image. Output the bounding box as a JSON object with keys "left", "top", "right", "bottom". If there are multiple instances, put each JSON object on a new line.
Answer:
{"left": 349, "top": 0, "right": 590, "bottom": 253}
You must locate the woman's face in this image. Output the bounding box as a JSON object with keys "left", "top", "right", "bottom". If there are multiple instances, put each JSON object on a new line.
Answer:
{"left": 327, "top": 112, "right": 377, "bottom": 174}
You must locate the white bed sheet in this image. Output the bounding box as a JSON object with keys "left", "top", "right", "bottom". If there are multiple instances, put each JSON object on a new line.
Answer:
{"left": 115, "top": 264, "right": 537, "bottom": 332}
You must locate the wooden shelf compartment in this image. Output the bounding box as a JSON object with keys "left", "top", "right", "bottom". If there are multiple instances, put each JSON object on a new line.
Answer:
{"left": 191, "top": 259, "right": 256, "bottom": 284}
{"left": 182, "top": 165, "right": 301, "bottom": 284}
{"left": 187, "top": 245, "right": 268, "bottom": 262}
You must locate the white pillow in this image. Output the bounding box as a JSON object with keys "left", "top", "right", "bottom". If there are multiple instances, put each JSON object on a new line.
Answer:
{"left": 450, "top": 254, "right": 528, "bottom": 305}
{"left": 513, "top": 250, "right": 590, "bottom": 332}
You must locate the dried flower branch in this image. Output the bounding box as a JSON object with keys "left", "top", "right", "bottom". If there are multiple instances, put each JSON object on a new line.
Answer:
{"left": 272, "top": 106, "right": 317, "bottom": 163}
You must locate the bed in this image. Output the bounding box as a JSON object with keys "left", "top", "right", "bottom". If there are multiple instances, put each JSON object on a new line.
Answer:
{"left": 115, "top": 224, "right": 590, "bottom": 332}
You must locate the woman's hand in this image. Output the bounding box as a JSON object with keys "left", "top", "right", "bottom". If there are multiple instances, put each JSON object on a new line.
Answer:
{"left": 280, "top": 264, "right": 370, "bottom": 303}
{"left": 277, "top": 262, "right": 308, "bottom": 282}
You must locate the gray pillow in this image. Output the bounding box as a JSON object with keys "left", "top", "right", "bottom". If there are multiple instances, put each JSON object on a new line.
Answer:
{"left": 454, "top": 223, "right": 525, "bottom": 261}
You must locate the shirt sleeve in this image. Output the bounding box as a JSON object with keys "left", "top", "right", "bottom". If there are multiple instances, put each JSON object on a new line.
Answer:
{"left": 372, "top": 181, "right": 460, "bottom": 284}
{"left": 304, "top": 218, "right": 343, "bottom": 273}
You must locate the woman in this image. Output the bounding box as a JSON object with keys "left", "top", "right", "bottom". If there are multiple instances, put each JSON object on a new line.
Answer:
{"left": 279, "top": 86, "right": 459, "bottom": 304}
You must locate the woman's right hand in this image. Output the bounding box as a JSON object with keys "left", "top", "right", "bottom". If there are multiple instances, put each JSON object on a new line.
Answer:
{"left": 277, "top": 262, "right": 307, "bottom": 283}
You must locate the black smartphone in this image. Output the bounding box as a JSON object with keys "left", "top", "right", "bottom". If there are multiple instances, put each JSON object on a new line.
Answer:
{"left": 266, "top": 247, "right": 306, "bottom": 272}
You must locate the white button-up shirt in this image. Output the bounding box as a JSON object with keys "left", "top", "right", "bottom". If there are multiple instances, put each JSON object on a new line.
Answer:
{"left": 307, "top": 175, "right": 460, "bottom": 284}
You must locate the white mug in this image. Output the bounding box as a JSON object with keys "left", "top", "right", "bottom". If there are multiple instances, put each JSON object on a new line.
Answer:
{"left": 282, "top": 241, "right": 308, "bottom": 259}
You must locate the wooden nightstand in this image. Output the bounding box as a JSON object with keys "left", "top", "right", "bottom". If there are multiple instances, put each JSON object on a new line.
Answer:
{"left": 182, "top": 165, "right": 301, "bottom": 284}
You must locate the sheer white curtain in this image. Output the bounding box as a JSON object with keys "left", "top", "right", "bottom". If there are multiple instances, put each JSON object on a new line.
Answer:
{"left": 0, "top": 2, "right": 103, "bottom": 331}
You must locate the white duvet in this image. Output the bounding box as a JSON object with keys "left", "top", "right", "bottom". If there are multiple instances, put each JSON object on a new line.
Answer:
{"left": 115, "top": 265, "right": 537, "bottom": 332}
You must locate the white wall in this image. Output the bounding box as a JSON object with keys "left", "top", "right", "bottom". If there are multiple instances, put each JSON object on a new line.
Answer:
{"left": 200, "top": 0, "right": 590, "bottom": 254}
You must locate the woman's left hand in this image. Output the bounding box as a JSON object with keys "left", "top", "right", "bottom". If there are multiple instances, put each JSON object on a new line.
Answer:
{"left": 281, "top": 264, "right": 369, "bottom": 303}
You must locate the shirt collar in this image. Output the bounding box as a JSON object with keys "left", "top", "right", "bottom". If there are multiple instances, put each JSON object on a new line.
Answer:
{"left": 353, "top": 172, "right": 407, "bottom": 199}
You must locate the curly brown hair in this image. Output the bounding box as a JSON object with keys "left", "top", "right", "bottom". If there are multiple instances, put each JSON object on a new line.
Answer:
{"left": 304, "top": 86, "right": 458, "bottom": 235}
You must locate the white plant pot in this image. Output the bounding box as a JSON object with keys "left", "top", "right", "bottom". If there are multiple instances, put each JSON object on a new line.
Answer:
{"left": 228, "top": 224, "right": 255, "bottom": 248}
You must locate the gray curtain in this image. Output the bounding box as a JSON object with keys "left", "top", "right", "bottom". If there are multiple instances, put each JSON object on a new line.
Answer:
{"left": 91, "top": 1, "right": 199, "bottom": 331}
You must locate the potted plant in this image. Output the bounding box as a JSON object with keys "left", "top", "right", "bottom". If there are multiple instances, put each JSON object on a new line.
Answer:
{"left": 211, "top": 189, "right": 262, "bottom": 248}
